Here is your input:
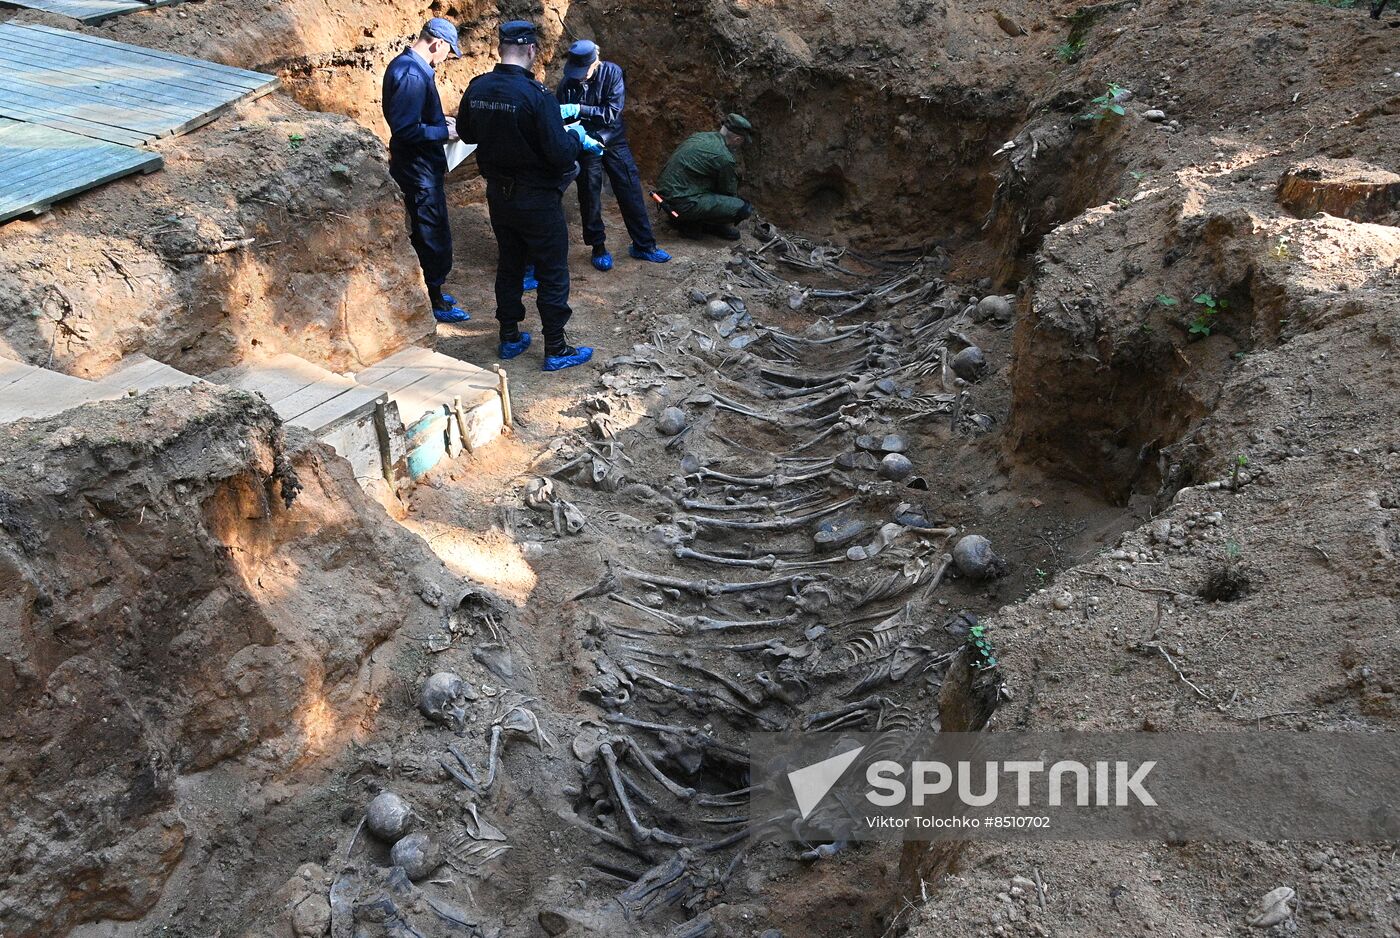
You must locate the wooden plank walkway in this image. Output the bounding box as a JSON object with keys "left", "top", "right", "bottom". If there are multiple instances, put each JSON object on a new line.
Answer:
{"left": 0, "top": 24, "right": 279, "bottom": 146}
{"left": 210, "top": 353, "right": 389, "bottom": 434}
{"left": 0, "top": 353, "right": 204, "bottom": 422}
{"left": 355, "top": 347, "right": 500, "bottom": 428}
{"left": 0, "top": 116, "right": 161, "bottom": 222}
{"left": 0, "top": 0, "right": 186, "bottom": 25}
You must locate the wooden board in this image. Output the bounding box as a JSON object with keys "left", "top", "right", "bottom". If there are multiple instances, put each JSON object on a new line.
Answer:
{"left": 0, "top": 360, "right": 101, "bottom": 422}
{"left": 93, "top": 353, "right": 204, "bottom": 393}
{"left": 0, "top": 0, "right": 186, "bottom": 25}
{"left": 210, "top": 353, "right": 389, "bottom": 433}
{"left": 0, "top": 116, "right": 161, "bottom": 222}
{"left": 355, "top": 347, "right": 499, "bottom": 425}
{"left": 0, "top": 24, "right": 279, "bottom": 146}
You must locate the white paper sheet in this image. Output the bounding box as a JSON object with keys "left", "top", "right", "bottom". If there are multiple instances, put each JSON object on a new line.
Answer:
{"left": 445, "top": 140, "right": 477, "bottom": 172}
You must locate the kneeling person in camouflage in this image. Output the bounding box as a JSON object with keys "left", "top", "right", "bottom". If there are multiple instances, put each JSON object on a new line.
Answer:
{"left": 655, "top": 113, "right": 754, "bottom": 241}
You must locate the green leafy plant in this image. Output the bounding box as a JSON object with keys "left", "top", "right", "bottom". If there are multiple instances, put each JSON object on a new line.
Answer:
{"left": 1270, "top": 236, "right": 1292, "bottom": 260}
{"left": 1083, "top": 83, "right": 1128, "bottom": 120}
{"left": 1225, "top": 540, "right": 1242, "bottom": 559}
{"left": 1190, "top": 292, "right": 1229, "bottom": 336}
{"left": 1155, "top": 294, "right": 1179, "bottom": 307}
{"left": 1231, "top": 453, "right": 1249, "bottom": 490}
{"left": 288, "top": 133, "right": 305, "bottom": 150}
{"left": 968, "top": 624, "right": 999, "bottom": 671}
{"left": 1055, "top": 38, "right": 1085, "bottom": 62}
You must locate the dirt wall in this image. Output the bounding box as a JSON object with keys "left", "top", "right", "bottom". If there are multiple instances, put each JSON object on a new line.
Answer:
{"left": 0, "top": 386, "right": 450, "bottom": 937}
{"left": 0, "top": 91, "right": 427, "bottom": 379}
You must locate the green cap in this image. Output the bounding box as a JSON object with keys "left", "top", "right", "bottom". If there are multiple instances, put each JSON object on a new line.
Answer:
{"left": 722, "top": 113, "right": 753, "bottom": 140}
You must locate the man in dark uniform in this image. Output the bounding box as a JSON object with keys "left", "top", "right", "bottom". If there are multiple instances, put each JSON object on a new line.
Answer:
{"left": 655, "top": 114, "right": 755, "bottom": 241}
{"left": 382, "top": 18, "right": 469, "bottom": 323}
{"left": 556, "top": 40, "right": 671, "bottom": 272}
{"left": 458, "top": 20, "right": 599, "bottom": 372}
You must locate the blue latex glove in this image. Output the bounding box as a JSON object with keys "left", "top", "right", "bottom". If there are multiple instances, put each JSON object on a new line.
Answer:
{"left": 566, "top": 122, "right": 604, "bottom": 155}
{"left": 559, "top": 103, "right": 581, "bottom": 120}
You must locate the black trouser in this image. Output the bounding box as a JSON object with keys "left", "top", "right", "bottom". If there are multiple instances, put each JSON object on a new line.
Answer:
{"left": 390, "top": 169, "right": 452, "bottom": 293}
{"left": 576, "top": 140, "right": 657, "bottom": 251}
{"left": 487, "top": 181, "right": 572, "bottom": 349}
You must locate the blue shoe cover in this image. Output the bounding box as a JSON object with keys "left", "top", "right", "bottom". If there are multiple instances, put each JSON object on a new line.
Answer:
{"left": 591, "top": 251, "right": 614, "bottom": 272}
{"left": 542, "top": 346, "right": 594, "bottom": 372}
{"left": 628, "top": 245, "right": 672, "bottom": 263}
{"left": 522, "top": 266, "right": 539, "bottom": 292}
{"left": 499, "top": 332, "right": 532, "bottom": 360}
{"left": 433, "top": 305, "right": 471, "bottom": 323}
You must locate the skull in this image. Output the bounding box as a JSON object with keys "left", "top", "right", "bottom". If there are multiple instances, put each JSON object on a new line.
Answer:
{"left": 952, "top": 534, "right": 1006, "bottom": 580}
{"left": 365, "top": 791, "right": 413, "bottom": 841}
{"left": 418, "top": 671, "right": 475, "bottom": 732}
{"left": 390, "top": 832, "right": 441, "bottom": 881}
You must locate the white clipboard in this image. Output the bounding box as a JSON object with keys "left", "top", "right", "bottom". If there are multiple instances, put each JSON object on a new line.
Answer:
{"left": 445, "top": 140, "right": 477, "bottom": 172}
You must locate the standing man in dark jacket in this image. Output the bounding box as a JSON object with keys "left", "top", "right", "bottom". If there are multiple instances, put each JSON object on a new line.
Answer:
{"left": 459, "top": 20, "right": 601, "bottom": 371}
{"left": 382, "top": 18, "right": 469, "bottom": 323}
{"left": 555, "top": 41, "right": 671, "bottom": 272}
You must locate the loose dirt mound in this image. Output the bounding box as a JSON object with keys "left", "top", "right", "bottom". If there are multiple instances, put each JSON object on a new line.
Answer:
{"left": 0, "top": 386, "right": 452, "bottom": 937}
{"left": 0, "top": 76, "right": 427, "bottom": 378}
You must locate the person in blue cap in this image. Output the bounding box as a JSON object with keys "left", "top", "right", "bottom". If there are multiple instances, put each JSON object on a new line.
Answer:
{"left": 555, "top": 41, "right": 671, "bottom": 272}
{"left": 382, "top": 19, "right": 469, "bottom": 323}
{"left": 458, "top": 20, "right": 602, "bottom": 372}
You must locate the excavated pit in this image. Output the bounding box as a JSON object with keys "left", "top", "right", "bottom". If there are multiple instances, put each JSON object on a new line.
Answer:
{"left": 7, "top": 0, "right": 1398, "bottom": 935}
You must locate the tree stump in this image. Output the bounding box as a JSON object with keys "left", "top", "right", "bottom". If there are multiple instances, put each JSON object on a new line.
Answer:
{"left": 1276, "top": 159, "right": 1400, "bottom": 225}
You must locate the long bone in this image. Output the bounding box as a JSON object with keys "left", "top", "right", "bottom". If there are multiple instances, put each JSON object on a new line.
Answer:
{"left": 598, "top": 742, "right": 693, "bottom": 847}
{"left": 611, "top": 732, "right": 755, "bottom": 807}
{"left": 672, "top": 546, "right": 848, "bottom": 571}
{"left": 789, "top": 420, "right": 850, "bottom": 453}
{"left": 685, "top": 497, "right": 854, "bottom": 531}
{"left": 669, "top": 649, "right": 764, "bottom": 707}
{"left": 618, "top": 567, "right": 819, "bottom": 597}
{"left": 619, "top": 660, "right": 781, "bottom": 727}
{"left": 607, "top": 592, "right": 799, "bottom": 633}
{"left": 603, "top": 714, "right": 749, "bottom": 763}
{"left": 686, "top": 464, "right": 834, "bottom": 489}
{"left": 782, "top": 377, "right": 877, "bottom": 416}
{"left": 691, "top": 392, "right": 781, "bottom": 424}
{"left": 680, "top": 491, "right": 825, "bottom": 513}
{"left": 802, "top": 694, "right": 895, "bottom": 731}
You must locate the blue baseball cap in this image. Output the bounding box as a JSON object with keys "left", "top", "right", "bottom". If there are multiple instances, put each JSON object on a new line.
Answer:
{"left": 424, "top": 18, "right": 460, "bottom": 57}
{"left": 499, "top": 20, "right": 538, "bottom": 45}
{"left": 564, "top": 39, "right": 599, "bottom": 80}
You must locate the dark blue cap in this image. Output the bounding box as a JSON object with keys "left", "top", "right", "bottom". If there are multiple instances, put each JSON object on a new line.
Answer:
{"left": 423, "top": 18, "right": 460, "bottom": 57}
{"left": 564, "top": 39, "right": 599, "bottom": 80}
{"left": 499, "top": 20, "right": 538, "bottom": 45}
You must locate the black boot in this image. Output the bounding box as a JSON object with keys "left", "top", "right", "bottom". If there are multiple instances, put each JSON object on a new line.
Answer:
{"left": 701, "top": 222, "right": 742, "bottom": 241}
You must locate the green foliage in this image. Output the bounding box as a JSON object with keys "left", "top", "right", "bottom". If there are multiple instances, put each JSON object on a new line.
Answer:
{"left": 1083, "top": 83, "right": 1128, "bottom": 121}
{"left": 1155, "top": 294, "right": 1179, "bottom": 307}
{"left": 1189, "top": 292, "right": 1229, "bottom": 336}
{"left": 288, "top": 133, "right": 305, "bottom": 150}
{"left": 1055, "top": 38, "right": 1085, "bottom": 62}
{"left": 968, "top": 624, "right": 999, "bottom": 671}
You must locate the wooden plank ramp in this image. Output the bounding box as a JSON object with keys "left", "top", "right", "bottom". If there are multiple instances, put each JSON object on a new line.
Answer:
{"left": 0, "top": 116, "right": 161, "bottom": 222}
{"left": 0, "top": 24, "right": 279, "bottom": 146}
{"left": 0, "top": 0, "right": 186, "bottom": 25}
{"left": 0, "top": 353, "right": 203, "bottom": 422}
